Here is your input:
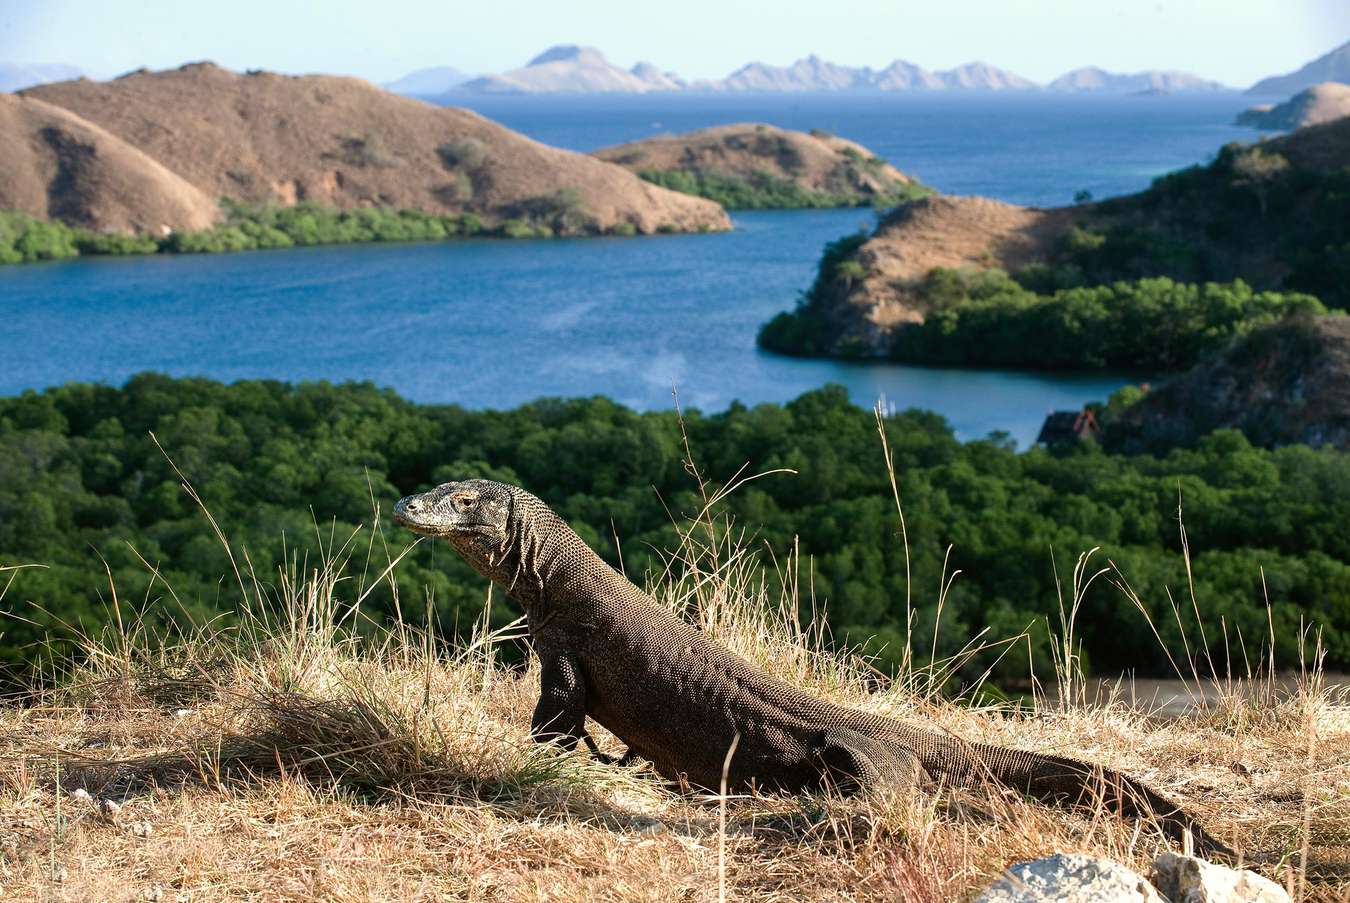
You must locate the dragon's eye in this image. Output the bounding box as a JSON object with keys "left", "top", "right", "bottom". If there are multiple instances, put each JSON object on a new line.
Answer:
{"left": 457, "top": 496, "right": 476, "bottom": 508}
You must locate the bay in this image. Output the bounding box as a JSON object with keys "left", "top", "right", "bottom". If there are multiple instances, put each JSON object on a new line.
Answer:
{"left": 0, "top": 93, "right": 1255, "bottom": 446}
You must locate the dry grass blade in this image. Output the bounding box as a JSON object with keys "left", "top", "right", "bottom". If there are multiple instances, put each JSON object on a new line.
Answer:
{"left": 1, "top": 440, "right": 1347, "bottom": 900}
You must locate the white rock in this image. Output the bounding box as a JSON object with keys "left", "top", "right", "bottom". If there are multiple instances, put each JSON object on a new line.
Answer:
{"left": 974, "top": 853, "right": 1167, "bottom": 903}
{"left": 1152, "top": 853, "right": 1290, "bottom": 903}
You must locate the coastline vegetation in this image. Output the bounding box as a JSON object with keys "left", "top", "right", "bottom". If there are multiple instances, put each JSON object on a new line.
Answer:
{"left": 0, "top": 196, "right": 662, "bottom": 266}
{"left": 762, "top": 262, "right": 1329, "bottom": 370}
{"left": 3, "top": 376, "right": 1347, "bottom": 689}
{"left": 637, "top": 168, "right": 933, "bottom": 210}
{"left": 1055, "top": 143, "right": 1350, "bottom": 309}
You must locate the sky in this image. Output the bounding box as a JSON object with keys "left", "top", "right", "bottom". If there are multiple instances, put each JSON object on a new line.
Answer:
{"left": 2, "top": 0, "right": 1346, "bottom": 87}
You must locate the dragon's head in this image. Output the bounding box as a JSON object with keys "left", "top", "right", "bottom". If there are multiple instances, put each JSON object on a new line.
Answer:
{"left": 393, "top": 479, "right": 513, "bottom": 539}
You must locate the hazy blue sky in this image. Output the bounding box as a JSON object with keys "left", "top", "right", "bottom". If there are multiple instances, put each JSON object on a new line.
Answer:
{"left": 3, "top": 0, "right": 1345, "bottom": 87}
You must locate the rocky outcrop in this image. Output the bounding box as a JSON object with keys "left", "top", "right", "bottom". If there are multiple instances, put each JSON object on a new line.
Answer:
{"left": 1105, "top": 316, "right": 1350, "bottom": 453}
{"left": 1237, "top": 83, "right": 1350, "bottom": 130}
{"left": 20, "top": 63, "right": 728, "bottom": 235}
{"left": 0, "top": 93, "right": 220, "bottom": 234}
{"left": 593, "top": 123, "right": 925, "bottom": 207}
{"left": 971, "top": 853, "right": 1293, "bottom": 903}
{"left": 1247, "top": 39, "right": 1350, "bottom": 95}
{"left": 1151, "top": 853, "right": 1290, "bottom": 903}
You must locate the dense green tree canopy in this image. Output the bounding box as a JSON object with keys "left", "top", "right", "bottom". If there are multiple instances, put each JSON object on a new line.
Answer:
{"left": 1, "top": 378, "right": 1346, "bottom": 687}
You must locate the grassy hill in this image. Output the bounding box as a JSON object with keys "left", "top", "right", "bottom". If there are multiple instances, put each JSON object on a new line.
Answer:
{"left": 760, "top": 117, "right": 1350, "bottom": 362}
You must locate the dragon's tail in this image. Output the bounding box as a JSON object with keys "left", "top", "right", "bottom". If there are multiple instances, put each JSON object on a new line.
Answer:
{"left": 942, "top": 740, "right": 1237, "bottom": 860}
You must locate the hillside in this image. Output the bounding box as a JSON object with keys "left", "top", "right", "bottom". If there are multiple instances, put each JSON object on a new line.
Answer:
{"left": 760, "top": 115, "right": 1350, "bottom": 358}
{"left": 1047, "top": 67, "right": 1227, "bottom": 93}
{"left": 1248, "top": 39, "right": 1350, "bottom": 95}
{"left": 1105, "top": 315, "right": 1350, "bottom": 453}
{"left": 592, "top": 123, "right": 929, "bottom": 209}
{"left": 0, "top": 93, "right": 221, "bottom": 234}
{"left": 20, "top": 63, "right": 728, "bottom": 235}
{"left": 453, "top": 46, "right": 682, "bottom": 94}
{"left": 1238, "top": 82, "right": 1350, "bottom": 130}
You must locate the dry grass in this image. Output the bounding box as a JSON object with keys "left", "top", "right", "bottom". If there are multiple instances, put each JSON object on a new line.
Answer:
{"left": 2, "top": 466, "right": 1348, "bottom": 902}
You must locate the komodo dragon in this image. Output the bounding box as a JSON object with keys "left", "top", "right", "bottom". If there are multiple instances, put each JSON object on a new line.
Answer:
{"left": 394, "top": 478, "right": 1233, "bottom": 857}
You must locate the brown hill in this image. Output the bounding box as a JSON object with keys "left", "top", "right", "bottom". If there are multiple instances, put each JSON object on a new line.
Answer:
{"left": 804, "top": 196, "right": 1078, "bottom": 352}
{"left": 22, "top": 63, "right": 729, "bottom": 235}
{"left": 0, "top": 93, "right": 220, "bottom": 234}
{"left": 1105, "top": 316, "right": 1350, "bottom": 452}
{"left": 779, "top": 115, "right": 1350, "bottom": 356}
{"left": 1237, "top": 82, "right": 1350, "bottom": 130}
{"left": 593, "top": 123, "right": 923, "bottom": 207}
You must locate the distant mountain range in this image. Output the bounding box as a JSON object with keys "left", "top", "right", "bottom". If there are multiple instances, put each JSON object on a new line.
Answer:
{"left": 1247, "top": 39, "right": 1350, "bottom": 95}
{"left": 382, "top": 66, "right": 471, "bottom": 96}
{"left": 710, "top": 54, "right": 1039, "bottom": 92}
{"left": 385, "top": 46, "right": 1231, "bottom": 97}
{"left": 1047, "top": 67, "right": 1226, "bottom": 93}
{"left": 458, "top": 46, "right": 682, "bottom": 94}
{"left": 0, "top": 63, "right": 84, "bottom": 92}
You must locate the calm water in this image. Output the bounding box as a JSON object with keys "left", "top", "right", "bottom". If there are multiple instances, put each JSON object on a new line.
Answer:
{"left": 0, "top": 94, "right": 1256, "bottom": 446}
{"left": 451, "top": 92, "right": 1253, "bottom": 206}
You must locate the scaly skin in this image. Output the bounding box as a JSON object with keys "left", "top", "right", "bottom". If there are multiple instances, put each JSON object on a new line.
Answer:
{"left": 394, "top": 478, "right": 1234, "bottom": 858}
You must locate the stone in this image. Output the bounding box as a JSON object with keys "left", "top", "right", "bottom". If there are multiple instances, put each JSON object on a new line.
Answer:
{"left": 1151, "top": 852, "right": 1291, "bottom": 903}
{"left": 973, "top": 853, "right": 1167, "bottom": 902}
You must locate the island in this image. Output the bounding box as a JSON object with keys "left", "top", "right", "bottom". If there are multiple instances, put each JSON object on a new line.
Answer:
{"left": 592, "top": 123, "right": 931, "bottom": 209}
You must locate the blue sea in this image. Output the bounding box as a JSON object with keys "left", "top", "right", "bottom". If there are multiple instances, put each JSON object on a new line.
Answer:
{"left": 0, "top": 92, "right": 1255, "bottom": 447}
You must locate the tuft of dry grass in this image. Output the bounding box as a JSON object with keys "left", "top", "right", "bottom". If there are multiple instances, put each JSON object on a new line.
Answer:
{"left": 2, "top": 455, "right": 1348, "bottom": 901}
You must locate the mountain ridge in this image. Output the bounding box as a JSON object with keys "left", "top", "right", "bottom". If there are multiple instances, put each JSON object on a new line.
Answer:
{"left": 426, "top": 45, "right": 1226, "bottom": 96}
{"left": 1247, "top": 39, "right": 1350, "bottom": 95}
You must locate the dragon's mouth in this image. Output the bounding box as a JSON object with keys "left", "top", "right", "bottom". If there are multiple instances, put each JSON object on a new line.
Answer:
{"left": 392, "top": 508, "right": 502, "bottom": 538}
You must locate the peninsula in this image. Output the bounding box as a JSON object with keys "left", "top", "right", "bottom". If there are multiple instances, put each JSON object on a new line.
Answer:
{"left": 758, "top": 116, "right": 1350, "bottom": 366}
{"left": 1237, "top": 82, "right": 1350, "bottom": 130}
